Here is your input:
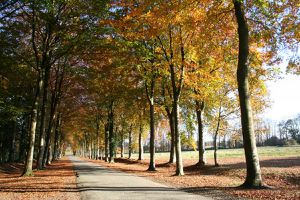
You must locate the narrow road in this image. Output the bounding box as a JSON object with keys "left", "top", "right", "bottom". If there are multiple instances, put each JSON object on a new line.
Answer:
{"left": 70, "top": 156, "right": 212, "bottom": 200}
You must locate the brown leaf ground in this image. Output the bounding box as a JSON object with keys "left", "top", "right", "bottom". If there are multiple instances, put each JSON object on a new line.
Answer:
{"left": 85, "top": 156, "right": 300, "bottom": 200}
{"left": 0, "top": 157, "right": 80, "bottom": 200}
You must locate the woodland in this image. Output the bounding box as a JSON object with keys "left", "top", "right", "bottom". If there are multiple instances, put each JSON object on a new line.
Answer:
{"left": 0, "top": 0, "right": 299, "bottom": 195}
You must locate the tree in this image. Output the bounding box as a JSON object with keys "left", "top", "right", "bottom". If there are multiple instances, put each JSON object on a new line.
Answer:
{"left": 144, "top": 59, "right": 158, "bottom": 171}
{"left": 233, "top": 0, "right": 262, "bottom": 188}
{"left": 207, "top": 85, "right": 238, "bottom": 167}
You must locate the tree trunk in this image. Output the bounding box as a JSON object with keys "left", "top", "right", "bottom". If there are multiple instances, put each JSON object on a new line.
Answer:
{"left": 108, "top": 101, "right": 115, "bottom": 163}
{"left": 168, "top": 25, "right": 185, "bottom": 175}
{"left": 83, "top": 140, "right": 86, "bottom": 157}
{"left": 96, "top": 118, "right": 100, "bottom": 160}
{"left": 43, "top": 117, "right": 55, "bottom": 167}
{"left": 148, "top": 101, "right": 156, "bottom": 171}
{"left": 47, "top": 145, "right": 52, "bottom": 165}
{"left": 9, "top": 121, "right": 16, "bottom": 162}
{"left": 213, "top": 133, "right": 219, "bottom": 167}
{"left": 105, "top": 123, "right": 109, "bottom": 162}
{"left": 195, "top": 100, "right": 206, "bottom": 166}
{"left": 37, "top": 67, "right": 50, "bottom": 169}
{"left": 89, "top": 141, "right": 92, "bottom": 159}
{"left": 22, "top": 74, "right": 43, "bottom": 176}
{"left": 214, "top": 119, "right": 221, "bottom": 167}
{"left": 214, "top": 105, "right": 221, "bottom": 167}
{"left": 173, "top": 100, "right": 184, "bottom": 175}
{"left": 52, "top": 113, "right": 60, "bottom": 161}
{"left": 128, "top": 124, "right": 132, "bottom": 159}
{"left": 42, "top": 116, "right": 52, "bottom": 167}
{"left": 138, "top": 121, "right": 144, "bottom": 160}
{"left": 234, "top": 0, "right": 262, "bottom": 188}
{"left": 19, "top": 117, "right": 28, "bottom": 162}
{"left": 166, "top": 110, "right": 175, "bottom": 164}
{"left": 121, "top": 134, "right": 124, "bottom": 158}
{"left": 100, "top": 148, "right": 103, "bottom": 160}
{"left": 42, "top": 90, "right": 60, "bottom": 167}
{"left": 145, "top": 74, "right": 156, "bottom": 171}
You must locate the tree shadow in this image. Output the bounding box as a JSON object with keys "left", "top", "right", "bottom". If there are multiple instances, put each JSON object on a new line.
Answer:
{"left": 157, "top": 162, "right": 175, "bottom": 168}
{"left": 0, "top": 163, "right": 23, "bottom": 175}
{"left": 285, "top": 175, "right": 300, "bottom": 186}
{"left": 113, "top": 158, "right": 146, "bottom": 165}
{"left": 183, "top": 157, "right": 300, "bottom": 176}
{"left": 0, "top": 187, "right": 78, "bottom": 193}
{"left": 259, "top": 157, "right": 300, "bottom": 168}
{"left": 78, "top": 186, "right": 175, "bottom": 192}
{"left": 183, "top": 163, "right": 240, "bottom": 176}
{"left": 182, "top": 186, "right": 249, "bottom": 200}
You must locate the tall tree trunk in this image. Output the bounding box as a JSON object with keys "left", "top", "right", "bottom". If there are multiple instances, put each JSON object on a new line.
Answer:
{"left": 83, "top": 140, "right": 86, "bottom": 157}
{"left": 43, "top": 121, "right": 53, "bottom": 166}
{"left": 128, "top": 124, "right": 132, "bottom": 159}
{"left": 173, "top": 100, "right": 184, "bottom": 175}
{"left": 42, "top": 95, "right": 57, "bottom": 166}
{"left": 89, "top": 140, "right": 92, "bottom": 159}
{"left": 19, "top": 116, "right": 28, "bottom": 162}
{"left": 22, "top": 73, "right": 43, "bottom": 176}
{"left": 105, "top": 123, "right": 109, "bottom": 162}
{"left": 42, "top": 112, "right": 53, "bottom": 167}
{"left": 47, "top": 145, "right": 52, "bottom": 164}
{"left": 234, "top": 0, "right": 262, "bottom": 188}
{"left": 42, "top": 81, "right": 62, "bottom": 166}
{"left": 168, "top": 25, "right": 185, "bottom": 176}
{"left": 214, "top": 114, "right": 221, "bottom": 167}
{"left": 214, "top": 104, "right": 222, "bottom": 167}
{"left": 148, "top": 101, "right": 156, "bottom": 171}
{"left": 196, "top": 100, "right": 206, "bottom": 166}
{"left": 145, "top": 74, "right": 156, "bottom": 171}
{"left": 100, "top": 148, "right": 103, "bottom": 160}
{"left": 52, "top": 113, "right": 60, "bottom": 161}
{"left": 9, "top": 121, "right": 16, "bottom": 162}
{"left": 138, "top": 121, "right": 144, "bottom": 160}
{"left": 96, "top": 117, "right": 100, "bottom": 160}
{"left": 213, "top": 133, "right": 219, "bottom": 167}
{"left": 37, "top": 66, "right": 50, "bottom": 169}
{"left": 167, "top": 110, "right": 175, "bottom": 163}
{"left": 108, "top": 101, "right": 115, "bottom": 163}
{"left": 121, "top": 134, "right": 124, "bottom": 158}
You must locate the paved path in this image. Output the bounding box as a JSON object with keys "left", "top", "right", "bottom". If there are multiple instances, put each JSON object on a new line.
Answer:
{"left": 70, "top": 156, "right": 213, "bottom": 200}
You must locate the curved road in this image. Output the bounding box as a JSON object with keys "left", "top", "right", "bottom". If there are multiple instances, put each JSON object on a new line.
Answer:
{"left": 70, "top": 156, "right": 213, "bottom": 200}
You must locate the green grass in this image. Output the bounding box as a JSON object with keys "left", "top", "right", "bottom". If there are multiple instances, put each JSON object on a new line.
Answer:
{"left": 125, "top": 146, "right": 300, "bottom": 160}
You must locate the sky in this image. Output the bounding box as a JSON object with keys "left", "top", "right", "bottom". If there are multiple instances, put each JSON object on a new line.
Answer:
{"left": 264, "top": 73, "right": 300, "bottom": 122}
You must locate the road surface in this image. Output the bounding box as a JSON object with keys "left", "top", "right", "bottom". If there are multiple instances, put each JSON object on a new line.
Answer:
{"left": 70, "top": 156, "right": 213, "bottom": 200}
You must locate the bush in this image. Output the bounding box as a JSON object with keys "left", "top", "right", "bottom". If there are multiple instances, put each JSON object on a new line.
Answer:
{"left": 296, "top": 135, "right": 300, "bottom": 144}
{"left": 264, "top": 136, "right": 280, "bottom": 146}
{"left": 282, "top": 139, "right": 298, "bottom": 146}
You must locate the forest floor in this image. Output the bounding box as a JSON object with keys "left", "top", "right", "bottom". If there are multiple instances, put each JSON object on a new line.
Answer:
{"left": 0, "top": 157, "right": 80, "bottom": 200}
{"left": 85, "top": 155, "right": 300, "bottom": 200}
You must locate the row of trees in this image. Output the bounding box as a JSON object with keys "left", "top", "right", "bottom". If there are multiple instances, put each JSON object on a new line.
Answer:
{"left": 0, "top": 0, "right": 299, "bottom": 189}
{"left": 259, "top": 115, "right": 300, "bottom": 146}
{"left": 0, "top": 0, "right": 109, "bottom": 174}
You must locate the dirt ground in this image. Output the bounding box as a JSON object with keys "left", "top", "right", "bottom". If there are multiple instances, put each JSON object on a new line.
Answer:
{"left": 87, "top": 156, "right": 300, "bottom": 200}
{"left": 0, "top": 157, "right": 80, "bottom": 200}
